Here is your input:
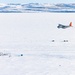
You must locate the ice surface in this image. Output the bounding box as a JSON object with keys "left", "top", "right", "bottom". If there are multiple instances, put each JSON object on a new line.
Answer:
{"left": 0, "top": 3, "right": 75, "bottom": 13}
{"left": 0, "top": 13, "right": 75, "bottom": 75}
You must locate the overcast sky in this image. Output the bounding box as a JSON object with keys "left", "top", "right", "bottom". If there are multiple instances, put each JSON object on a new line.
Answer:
{"left": 0, "top": 0, "right": 75, "bottom": 3}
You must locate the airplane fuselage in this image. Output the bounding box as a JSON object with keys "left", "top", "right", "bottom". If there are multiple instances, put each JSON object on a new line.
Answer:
{"left": 57, "top": 24, "right": 70, "bottom": 29}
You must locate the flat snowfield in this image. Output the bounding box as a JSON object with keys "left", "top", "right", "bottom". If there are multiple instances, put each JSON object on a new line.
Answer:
{"left": 0, "top": 13, "right": 75, "bottom": 75}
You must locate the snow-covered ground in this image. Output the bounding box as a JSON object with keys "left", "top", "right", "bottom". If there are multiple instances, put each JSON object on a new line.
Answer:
{"left": 0, "top": 13, "right": 75, "bottom": 75}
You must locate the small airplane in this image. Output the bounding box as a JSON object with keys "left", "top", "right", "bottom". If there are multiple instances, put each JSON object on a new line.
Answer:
{"left": 57, "top": 22, "right": 73, "bottom": 29}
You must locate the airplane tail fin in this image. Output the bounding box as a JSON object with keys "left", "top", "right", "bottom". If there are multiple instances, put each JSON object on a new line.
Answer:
{"left": 69, "top": 22, "right": 72, "bottom": 26}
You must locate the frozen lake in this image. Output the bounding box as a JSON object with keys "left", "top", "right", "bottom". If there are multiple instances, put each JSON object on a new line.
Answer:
{"left": 0, "top": 13, "right": 75, "bottom": 75}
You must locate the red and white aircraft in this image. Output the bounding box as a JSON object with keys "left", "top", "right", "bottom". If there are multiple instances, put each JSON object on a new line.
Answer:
{"left": 57, "top": 22, "right": 73, "bottom": 29}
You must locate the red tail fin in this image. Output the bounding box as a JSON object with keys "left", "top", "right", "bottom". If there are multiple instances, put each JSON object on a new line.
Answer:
{"left": 69, "top": 22, "right": 72, "bottom": 26}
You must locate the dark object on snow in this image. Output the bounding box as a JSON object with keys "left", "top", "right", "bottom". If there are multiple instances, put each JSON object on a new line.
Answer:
{"left": 63, "top": 40, "right": 68, "bottom": 42}
{"left": 59, "top": 65, "right": 61, "bottom": 66}
{"left": 52, "top": 40, "right": 55, "bottom": 42}
{"left": 21, "top": 54, "right": 23, "bottom": 56}
{"left": 0, "top": 52, "right": 9, "bottom": 56}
